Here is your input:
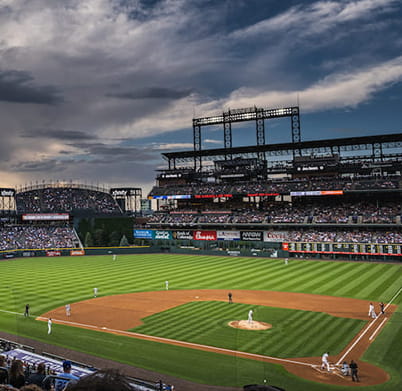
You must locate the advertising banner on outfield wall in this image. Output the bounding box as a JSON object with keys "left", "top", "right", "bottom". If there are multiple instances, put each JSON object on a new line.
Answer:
{"left": 241, "top": 231, "right": 263, "bottom": 241}
{"left": 194, "top": 230, "right": 217, "bottom": 241}
{"left": 133, "top": 229, "right": 153, "bottom": 239}
{"left": 70, "top": 250, "right": 85, "bottom": 256}
{"left": 172, "top": 230, "right": 193, "bottom": 240}
{"left": 153, "top": 230, "right": 172, "bottom": 240}
{"left": 217, "top": 230, "right": 240, "bottom": 241}
{"left": 46, "top": 250, "right": 61, "bottom": 257}
{"left": 264, "top": 231, "right": 287, "bottom": 242}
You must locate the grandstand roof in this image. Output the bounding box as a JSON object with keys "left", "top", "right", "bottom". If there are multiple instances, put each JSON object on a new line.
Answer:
{"left": 162, "top": 132, "right": 402, "bottom": 160}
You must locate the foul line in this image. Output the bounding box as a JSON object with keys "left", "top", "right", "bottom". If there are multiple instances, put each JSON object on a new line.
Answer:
{"left": 35, "top": 315, "right": 312, "bottom": 368}
{"left": 369, "top": 317, "right": 387, "bottom": 341}
{"left": 336, "top": 286, "right": 402, "bottom": 365}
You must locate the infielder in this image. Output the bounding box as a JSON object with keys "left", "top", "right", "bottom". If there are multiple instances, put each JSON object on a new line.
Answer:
{"left": 368, "top": 302, "right": 377, "bottom": 319}
{"left": 48, "top": 318, "right": 52, "bottom": 334}
{"left": 94, "top": 287, "right": 98, "bottom": 297}
{"left": 165, "top": 280, "right": 169, "bottom": 290}
{"left": 321, "top": 352, "right": 330, "bottom": 371}
{"left": 248, "top": 309, "right": 253, "bottom": 324}
{"left": 65, "top": 304, "right": 71, "bottom": 317}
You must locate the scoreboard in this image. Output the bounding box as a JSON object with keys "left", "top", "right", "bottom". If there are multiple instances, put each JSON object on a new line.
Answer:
{"left": 286, "top": 242, "right": 402, "bottom": 256}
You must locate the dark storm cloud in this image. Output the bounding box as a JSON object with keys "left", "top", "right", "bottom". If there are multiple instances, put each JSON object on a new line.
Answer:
{"left": 0, "top": 70, "right": 63, "bottom": 105}
{"left": 108, "top": 87, "right": 193, "bottom": 100}
{"left": 21, "top": 129, "right": 97, "bottom": 141}
{"left": 11, "top": 159, "right": 65, "bottom": 172}
{"left": 68, "top": 142, "right": 158, "bottom": 162}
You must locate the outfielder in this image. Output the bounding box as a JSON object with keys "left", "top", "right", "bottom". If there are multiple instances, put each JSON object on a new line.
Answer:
{"left": 94, "top": 287, "right": 98, "bottom": 297}
{"left": 165, "top": 280, "right": 169, "bottom": 290}
{"left": 48, "top": 318, "right": 52, "bottom": 334}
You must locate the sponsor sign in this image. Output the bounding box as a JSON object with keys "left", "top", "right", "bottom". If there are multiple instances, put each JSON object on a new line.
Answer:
{"left": 0, "top": 188, "right": 15, "bottom": 197}
{"left": 194, "top": 230, "right": 217, "bottom": 241}
{"left": 282, "top": 242, "right": 289, "bottom": 251}
{"left": 172, "top": 230, "right": 193, "bottom": 240}
{"left": 110, "top": 188, "right": 141, "bottom": 197}
{"left": 70, "top": 249, "right": 85, "bottom": 256}
{"left": 22, "top": 251, "right": 35, "bottom": 257}
{"left": 154, "top": 230, "right": 172, "bottom": 240}
{"left": 264, "top": 231, "right": 287, "bottom": 242}
{"left": 22, "top": 213, "right": 69, "bottom": 221}
{"left": 133, "top": 229, "right": 153, "bottom": 239}
{"left": 3, "top": 253, "right": 15, "bottom": 259}
{"left": 149, "top": 195, "right": 191, "bottom": 200}
{"left": 46, "top": 250, "right": 61, "bottom": 257}
{"left": 241, "top": 231, "right": 263, "bottom": 241}
{"left": 217, "top": 230, "right": 240, "bottom": 241}
{"left": 5, "top": 349, "right": 93, "bottom": 378}
{"left": 194, "top": 194, "right": 233, "bottom": 199}
{"left": 227, "top": 250, "right": 241, "bottom": 256}
{"left": 290, "top": 190, "right": 343, "bottom": 196}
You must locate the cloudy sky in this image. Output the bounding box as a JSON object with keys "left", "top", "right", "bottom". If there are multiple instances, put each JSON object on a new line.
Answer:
{"left": 1, "top": 0, "right": 402, "bottom": 195}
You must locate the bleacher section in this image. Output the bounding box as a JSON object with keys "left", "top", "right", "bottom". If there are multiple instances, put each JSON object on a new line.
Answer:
{"left": 0, "top": 338, "right": 166, "bottom": 391}
{"left": 16, "top": 186, "right": 122, "bottom": 215}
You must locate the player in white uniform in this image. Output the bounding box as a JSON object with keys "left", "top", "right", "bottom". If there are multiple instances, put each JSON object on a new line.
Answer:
{"left": 113, "top": 254, "right": 117, "bottom": 261}
{"left": 248, "top": 309, "right": 253, "bottom": 324}
{"left": 165, "top": 280, "right": 169, "bottom": 290}
{"left": 48, "top": 318, "right": 52, "bottom": 334}
{"left": 321, "top": 352, "right": 330, "bottom": 371}
{"left": 65, "top": 304, "right": 71, "bottom": 316}
{"left": 368, "top": 303, "right": 377, "bottom": 319}
{"left": 94, "top": 287, "right": 98, "bottom": 297}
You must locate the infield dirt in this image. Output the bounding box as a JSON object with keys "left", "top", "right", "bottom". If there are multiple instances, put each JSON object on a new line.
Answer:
{"left": 42, "top": 289, "right": 396, "bottom": 387}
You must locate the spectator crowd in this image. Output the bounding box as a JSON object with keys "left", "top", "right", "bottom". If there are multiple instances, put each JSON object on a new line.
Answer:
{"left": 0, "top": 226, "right": 78, "bottom": 250}
{"left": 149, "top": 176, "right": 400, "bottom": 197}
{"left": 16, "top": 188, "right": 121, "bottom": 215}
{"left": 145, "top": 200, "right": 402, "bottom": 226}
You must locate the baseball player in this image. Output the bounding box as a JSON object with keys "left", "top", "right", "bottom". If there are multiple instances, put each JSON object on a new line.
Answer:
{"left": 94, "top": 287, "right": 98, "bottom": 297}
{"left": 65, "top": 304, "right": 71, "bottom": 317}
{"left": 228, "top": 292, "right": 233, "bottom": 304}
{"left": 321, "top": 352, "right": 330, "bottom": 371}
{"left": 368, "top": 302, "right": 377, "bottom": 319}
{"left": 113, "top": 254, "right": 117, "bottom": 261}
{"left": 24, "top": 304, "right": 30, "bottom": 317}
{"left": 248, "top": 309, "right": 253, "bottom": 324}
{"left": 165, "top": 280, "right": 169, "bottom": 290}
{"left": 48, "top": 318, "right": 52, "bottom": 334}
{"left": 284, "top": 258, "right": 289, "bottom": 265}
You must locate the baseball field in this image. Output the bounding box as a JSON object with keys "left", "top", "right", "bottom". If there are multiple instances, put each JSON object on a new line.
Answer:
{"left": 0, "top": 253, "right": 401, "bottom": 390}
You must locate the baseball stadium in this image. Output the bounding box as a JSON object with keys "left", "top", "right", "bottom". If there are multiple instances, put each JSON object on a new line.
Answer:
{"left": 1, "top": 105, "right": 402, "bottom": 391}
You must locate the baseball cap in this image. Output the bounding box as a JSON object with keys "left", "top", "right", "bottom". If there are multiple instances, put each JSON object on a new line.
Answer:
{"left": 63, "top": 360, "right": 72, "bottom": 369}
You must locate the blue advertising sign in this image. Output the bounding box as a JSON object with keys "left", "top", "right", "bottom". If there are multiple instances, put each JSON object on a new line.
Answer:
{"left": 133, "top": 229, "right": 153, "bottom": 239}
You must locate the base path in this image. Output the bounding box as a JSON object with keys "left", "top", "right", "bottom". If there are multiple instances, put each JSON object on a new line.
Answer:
{"left": 41, "top": 290, "right": 396, "bottom": 387}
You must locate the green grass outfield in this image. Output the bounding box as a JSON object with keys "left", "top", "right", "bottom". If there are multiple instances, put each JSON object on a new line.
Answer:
{"left": 0, "top": 254, "right": 401, "bottom": 390}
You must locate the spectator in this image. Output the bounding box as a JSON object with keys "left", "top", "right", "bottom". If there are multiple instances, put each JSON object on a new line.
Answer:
{"left": 8, "top": 360, "right": 25, "bottom": 389}
{"left": 26, "top": 363, "right": 46, "bottom": 388}
{"left": 65, "top": 368, "right": 144, "bottom": 391}
{"left": 52, "top": 361, "right": 79, "bottom": 391}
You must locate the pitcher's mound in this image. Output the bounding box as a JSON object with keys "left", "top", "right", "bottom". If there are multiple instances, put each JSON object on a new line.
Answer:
{"left": 228, "top": 320, "right": 272, "bottom": 330}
